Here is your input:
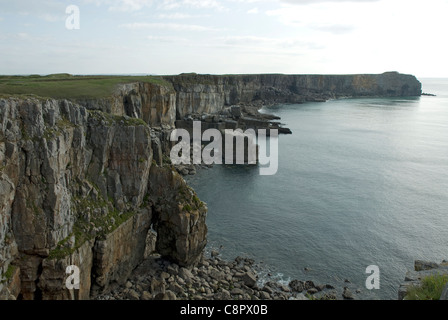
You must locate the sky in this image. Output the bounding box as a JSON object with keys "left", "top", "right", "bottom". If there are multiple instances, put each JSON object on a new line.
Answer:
{"left": 0, "top": 0, "right": 447, "bottom": 77}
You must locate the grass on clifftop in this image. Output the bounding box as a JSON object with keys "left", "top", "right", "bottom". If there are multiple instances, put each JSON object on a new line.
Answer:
{"left": 0, "top": 73, "right": 169, "bottom": 100}
{"left": 405, "top": 274, "right": 448, "bottom": 300}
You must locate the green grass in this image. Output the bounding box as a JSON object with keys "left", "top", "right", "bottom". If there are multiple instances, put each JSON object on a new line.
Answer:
{"left": 88, "top": 109, "right": 147, "bottom": 127}
{"left": 0, "top": 74, "right": 171, "bottom": 100}
{"left": 405, "top": 274, "right": 448, "bottom": 300}
{"left": 0, "top": 265, "right": 17, "bottom": 284}
{"left": 48, "top": 191, "right": 137, "bottom": 260}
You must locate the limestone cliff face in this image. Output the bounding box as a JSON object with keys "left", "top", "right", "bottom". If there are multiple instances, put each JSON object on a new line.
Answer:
{"left": 163, "top": 72, "right": 422, "bottom": 119}
{"left": 149, "top": 166, "right": 207, "bottom": 267}
{"left": 75, "top": 82, "right": 177, "bottom": 128}
{"left": 0, "top": 96, "right": 205, "bottom": 300}
{"left": 0, "top": 72, "right": 421, "bottom": 300}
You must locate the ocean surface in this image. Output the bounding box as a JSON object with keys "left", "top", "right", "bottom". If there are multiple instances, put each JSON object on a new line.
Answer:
{"left": 185, "top": 78, "right": 448, "bottom": 300}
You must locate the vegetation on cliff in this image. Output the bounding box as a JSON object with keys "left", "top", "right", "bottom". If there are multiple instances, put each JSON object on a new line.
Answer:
{"left": 405, "top": 274, "right": 448, "bottom": 300}
{"left": 0, "top": 74, "right": 169, "bottom": 99}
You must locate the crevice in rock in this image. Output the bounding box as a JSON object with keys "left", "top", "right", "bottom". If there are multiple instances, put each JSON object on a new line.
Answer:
{"left": 34, "top": 262, "right": 43, "bottom": 300}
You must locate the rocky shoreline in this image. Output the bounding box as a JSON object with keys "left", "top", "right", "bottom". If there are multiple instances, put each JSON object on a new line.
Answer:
{"left": 96, "top": 254, "right": 448, "bottom": 301}
{"left": 94, "top": 250, "right": 360, "bottom": 301}
{"left": 398, "top": 260, "right": 448, "bottom": 300}
{"left": 0, "top": 73, "right": 423, "bottom": 300}
{"left": 171, "top": 101, "right": 290, "bottom": 177}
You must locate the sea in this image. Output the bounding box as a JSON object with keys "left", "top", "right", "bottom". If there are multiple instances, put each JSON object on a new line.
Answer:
{"left": 185, "top": 78, "right": 448, "bottom": 300}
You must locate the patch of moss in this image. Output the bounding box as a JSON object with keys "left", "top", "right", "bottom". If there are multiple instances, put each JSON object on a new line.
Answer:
{"left": 4, "top": 265, "right": 16, "bottom": 281}
{"left": 57, "top": 116, "right": 75, "bottom": 129}
{"left": 177, "top": 183, "right": 205, "bottom": 211}
{"left": 49, "top": 192, "right": 126, "bottom": 259}
{"left": 26, "top": 199, "right": 42, "bottom": 216}
{"left": 87, "top": 110, "right": 147, "bottom": 127}
{"left": 125, "top": 117, "right": 147, "bottom": 127}
{"left": 0, "top": 265, "right": 17, "bottom": 284}
{"left": 162, "top": 154, "right": 172, "bottom": 165}
{"left": 47, "top": 236, "right": 76, "bottom": 260}
{"left": 140, "top": 194, "right": 151, "bottom": 208}
{"left": 43, "top": 117, "right": 75, "bottom": 140}
{"left": 192, "top": 195, "right": 204, "bottom": 208}
{"left": 20, "top": 127, "right": 31, "bottom": 141}
{"left": 405, "top": 274, "right": 448, "bottom": 300}
{"left": 48, "top": 208, "right": 137, "bottom": 260}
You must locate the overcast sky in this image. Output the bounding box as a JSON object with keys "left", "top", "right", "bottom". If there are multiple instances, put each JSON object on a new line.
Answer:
{"left": 0, "top": 0, "right": 447, "bottom": 77}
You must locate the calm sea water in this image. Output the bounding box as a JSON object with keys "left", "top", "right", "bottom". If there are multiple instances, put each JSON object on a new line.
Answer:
{"left": 185, "top": 78, "right": 448, "bottom": 300}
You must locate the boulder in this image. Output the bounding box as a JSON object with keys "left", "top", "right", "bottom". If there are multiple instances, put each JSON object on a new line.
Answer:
{"left": 289, "top": 280, "right": 304, "bottom": 293}
{"left": 415, "top": 260, "right": 439, "bottom": 271}
{"left": 230, "top": 106, "right": 242, "bottom": 119}
{"left": 141, "top": 291, "right": 152, "bottom": 300}
{"left": 342, "top": 287, "right": 354, "bottom": 300}
{"left": 242, "top": 271, "right": 257, "bottom": 288}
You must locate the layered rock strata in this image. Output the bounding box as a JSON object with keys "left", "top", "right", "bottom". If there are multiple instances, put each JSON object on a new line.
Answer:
{"left": 0, "top": 72, "right": 422, "bottom": 300}
{"left": 0, "top": 97, "right": 206, "bottom": 300}
{"left": 398, "top": 260, "right": 448, "bottom": 300}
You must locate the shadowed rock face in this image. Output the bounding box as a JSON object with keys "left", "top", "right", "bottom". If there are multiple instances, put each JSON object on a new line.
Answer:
{"left": 149, "top": 165, "right": 207, "bottom": 267}
{"left": 0, "top": 97, "right": 206, "bottom": 300}
{"left": 0, "top": 72, "right": 421, "bottom": 300}
{"left": 76, "top": 82, "right": 177, "bottom": 128}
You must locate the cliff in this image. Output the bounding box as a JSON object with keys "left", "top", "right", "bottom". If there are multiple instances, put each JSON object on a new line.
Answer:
{"left": 0, "top": 97, "right": 206, "bottom": 300}
{"left": 162, "top": 71, "right": 422, "bottom": 119}
{"left": 0, "top": 72, "right": 421, "bottom": 300}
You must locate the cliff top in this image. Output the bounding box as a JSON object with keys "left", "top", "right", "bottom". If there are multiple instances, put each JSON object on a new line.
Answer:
{"left": 0, "top": 72, "right": 421, "bottom": 100}
{"left": 0, "top": 74, "right": 169, "bottom": 100}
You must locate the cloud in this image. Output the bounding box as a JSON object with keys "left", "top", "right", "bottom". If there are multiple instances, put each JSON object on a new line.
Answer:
{"left": 0, "top": 0, "right": 67, "bottom": 21}
{"left": 38, "top": 13, "right": 65, "bottom": 22}
{"left": 157, "top": 12, "right": 210, "bottom": 19}
{"left": 147, "top": 35, "right": 188, "bottom": 42}
{"left": 81, "top": 0, "right": 154, "bottom": 12}
{"left": 84, "top": 0, "right": 225, "bottom": 12}
{"left": 183, "top": 0, "right": 224, "bottom": 8}
{"left": 158, "top": 0, "right": 226, "bottom": 10}
{"left": 120, "top": 22, "right": 220, "bottom": 31}
{"left": 311, "top": 24, "right": 355, "bottom": 34}
{"left": 280, "top": 0, "right": 379, "bottom": 4}
{"left": 247, "top": 7, "right": 259, "bottom": 14}
{"left": 17, "top": 32, "right": 29, "bottom": 39}
{"left": 222, "top": 35, "right": 323, "bottom": 50}
{"left": 0, "top": 32, "right": 54, "bottom": 45}
{"left": 266, "top": 1, "right": 378, "bottom": 34}
{"left": 108, "top": 0, "right": 153, "bottom": 12}
{"left": 226, "top": 0, "right": 273, "bottom": 3}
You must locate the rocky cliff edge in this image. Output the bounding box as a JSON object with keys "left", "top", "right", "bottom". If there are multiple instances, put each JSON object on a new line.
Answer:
{"left": 0, "top": 72, "right": 422, "bottom": 300}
